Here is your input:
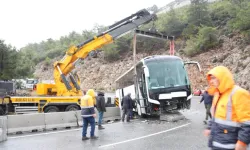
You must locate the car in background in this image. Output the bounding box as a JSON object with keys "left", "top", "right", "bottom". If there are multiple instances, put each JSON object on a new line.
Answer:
{"left": 193, "top": 89, "right": 203, "bottom": 96}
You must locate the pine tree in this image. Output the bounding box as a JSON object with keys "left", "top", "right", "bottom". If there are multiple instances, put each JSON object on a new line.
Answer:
{"left": 187, "top": 0, "right": 212, "bottom": 26}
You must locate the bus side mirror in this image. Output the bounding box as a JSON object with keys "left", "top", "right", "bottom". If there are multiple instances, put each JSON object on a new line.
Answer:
{"left": 184, "top": 61, "right": 202, "bottom": 73}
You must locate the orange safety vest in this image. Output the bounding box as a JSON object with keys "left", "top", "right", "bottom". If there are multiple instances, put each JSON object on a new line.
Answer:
{"left": 211, "top": 86, "right": 242, "bottom": 149}
{"left": 212, "top": 86, "right": 240, "bottom": 125}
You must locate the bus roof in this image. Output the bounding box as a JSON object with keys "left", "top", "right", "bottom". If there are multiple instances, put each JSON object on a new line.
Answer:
{"left": 144, "top": 55, "right": 181, "bottom": 63}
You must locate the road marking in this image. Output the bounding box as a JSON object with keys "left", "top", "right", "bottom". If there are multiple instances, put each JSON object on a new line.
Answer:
{"left": 188, "top": 110, "right": 200, "bottom": 114}
{"left": 8, "top": 122, "right": 122, "bottom": 139}
{"left": 99, "top": 123, "right": 191, "bottom": 148}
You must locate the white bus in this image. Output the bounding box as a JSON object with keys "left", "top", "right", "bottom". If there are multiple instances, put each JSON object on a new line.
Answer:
{"left": 115, "top": 55, "right": 201, "bottom": 117}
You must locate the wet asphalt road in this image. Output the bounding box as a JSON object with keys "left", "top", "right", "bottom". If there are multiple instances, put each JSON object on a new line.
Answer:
{"left": 1, "top": 96, "right": 248, "bottom": 150}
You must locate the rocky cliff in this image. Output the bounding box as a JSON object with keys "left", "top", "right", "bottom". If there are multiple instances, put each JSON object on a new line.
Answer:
{"left": 34, "top": 35, "right": 250, "bottom": 92}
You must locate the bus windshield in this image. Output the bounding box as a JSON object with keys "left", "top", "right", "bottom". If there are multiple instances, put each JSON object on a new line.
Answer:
{"left": 145, "top": 58, "right": 190, "bottom": 90}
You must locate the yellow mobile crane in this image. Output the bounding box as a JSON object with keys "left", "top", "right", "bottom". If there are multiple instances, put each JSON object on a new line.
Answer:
{"left": 0, "top": 9, "right": 165, "bottom": 114}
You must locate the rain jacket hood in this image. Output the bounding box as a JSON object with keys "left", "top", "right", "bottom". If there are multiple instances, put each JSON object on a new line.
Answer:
{"left": 206, "top": 66, "right": 235, "bottom": 95}
{"left": 86, "top": 89, "right": 96, "bottom": 98}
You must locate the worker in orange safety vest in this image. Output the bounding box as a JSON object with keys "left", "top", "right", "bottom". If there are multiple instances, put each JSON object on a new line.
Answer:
{"left": 203, "top": 66, "right": 250, "bottom": 150}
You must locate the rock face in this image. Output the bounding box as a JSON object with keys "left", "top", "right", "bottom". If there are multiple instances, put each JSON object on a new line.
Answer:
{"left": 34, "top": 35, "right": 250, "bottom": 92}
{"left": 187, "top": 35, "right": 250, "bottom": 91}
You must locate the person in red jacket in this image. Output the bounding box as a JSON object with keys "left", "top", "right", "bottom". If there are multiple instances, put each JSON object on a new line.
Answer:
{"left": 204, "top": 66, "right": 250, "bottom": 150}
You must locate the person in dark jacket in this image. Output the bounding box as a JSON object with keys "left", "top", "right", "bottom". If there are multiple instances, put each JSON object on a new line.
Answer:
{"left": 96, "top": 91, "right": 106, "bottom": 130}
{"left": 200, "top": 87, "right": 213, "bottom": 124}
{"left": 121, "top": 93, "right": 133, "bottom": 122}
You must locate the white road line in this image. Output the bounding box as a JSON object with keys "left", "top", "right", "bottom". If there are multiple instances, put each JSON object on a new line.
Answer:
{"left": 98, "top": 123, "right": 191, "bottom": 149}
{"left": 8, "top": 122, "right": 121, "bottom": 139}
{"left": 188, "top": 110, "right": 200, "bottom": 114}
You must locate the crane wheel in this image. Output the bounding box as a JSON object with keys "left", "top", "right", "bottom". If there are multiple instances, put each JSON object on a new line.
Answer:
{"left": 44, "top": 106, "right": 59, "bottom": 113}
{"left": 65, "top": 105, "right": 80, "bottom": 111}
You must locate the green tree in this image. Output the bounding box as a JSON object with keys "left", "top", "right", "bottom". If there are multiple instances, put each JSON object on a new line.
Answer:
{"left": 0, "top": 40, "right": 17, "bottom": 80}
{"left": 0, "top": 40, "right": 33, "bottom": 80}
{"left": 45, "top": 57, "right": 51, "bottom": 66}
{"left": 115, "top": 34, "right": 133, "bottom": 53}
{"left": 209, "top": 1, "right": 232, "bottom": 27}
{"left": 196, "top": 26, "right": 219, "bottom": 51}
{"left": 184, "top": 26, "right": 219, "bottom": 56}
{"left": 229, "top": 1, "right": 250, "bottom": 31}
{"left": 103, "top": 44, "right": 119, "bottom": 62}
{"left": 162, "top": 7, "right": 186, "bottom": 37}
{"left": 183, "top": 0, "right": 212, "bottom": 36}
{"left": 188, "top": 0, "right": 212, "bottom": 26}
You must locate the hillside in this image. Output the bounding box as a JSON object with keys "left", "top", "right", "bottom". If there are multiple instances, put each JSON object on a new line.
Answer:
{"left": 33, "top": 35, "right": 250, "bottom": 92}
{"left": 15, "top": 0, "right": 250, "bottom": 93}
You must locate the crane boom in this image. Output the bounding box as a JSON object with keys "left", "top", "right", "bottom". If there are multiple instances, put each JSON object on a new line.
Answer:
{"left": 36, "top": 9, "right": 157, "bottom": 96}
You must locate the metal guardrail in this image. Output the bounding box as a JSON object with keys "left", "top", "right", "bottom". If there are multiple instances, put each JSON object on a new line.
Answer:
{"left": 12, "top": 94, "right": 116, "bottom": 115}
{"left": 15, "top": 106, "right": 38, "bottom": 114}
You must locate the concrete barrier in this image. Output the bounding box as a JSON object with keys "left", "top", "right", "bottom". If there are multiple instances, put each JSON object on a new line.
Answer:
{"left": 102, "top": 107, "right": 120, "bottom": 118}
{"left": 45, "top": 111, "right": 78, "bottom": 130}
{"left": 7, "top": 107, "right": 121, "bottom": 134}
{"left": 7, "top": 113, "right": 45, "bottom": 134}
{"left": 77, "top": 107, "right": 121, "bottom": 126}
{"left": 0, "top": 116, "right": 7, "bottom": 142}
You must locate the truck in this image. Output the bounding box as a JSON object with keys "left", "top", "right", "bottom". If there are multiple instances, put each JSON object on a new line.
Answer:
{"left": 0, "top": 9, "right": 160, "bottom": 115}
{"left": 0, "top": 81, "right": 16, "bottom": 115}
{"left": 0, "top": 80, "right": 16, "bottom": 96}
{"left": 25, "top": 78, "right": 38, "bottom": 90}
{"left": 115, "top": 55, "right": 201, "bottom": 117}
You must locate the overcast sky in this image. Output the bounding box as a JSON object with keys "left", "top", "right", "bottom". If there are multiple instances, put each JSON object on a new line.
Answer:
{"left": 0, "top": 0, "right": 175, "bottom": 49}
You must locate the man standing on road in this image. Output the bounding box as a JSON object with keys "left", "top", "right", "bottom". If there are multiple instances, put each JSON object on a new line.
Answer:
{"left": 203, "top": 66, "right": 250, "bottom": 150}
{"left": 199, "top": 87, "right": 213, "bottom": 124}
{"left": 81, "top": 89, "right": 98, "bottom": 140}
{"left": 121, "top": 93, "right": 133, "bottom": 122}
{"left": 96, "top": 91, "right": 106, "bottom": 130}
